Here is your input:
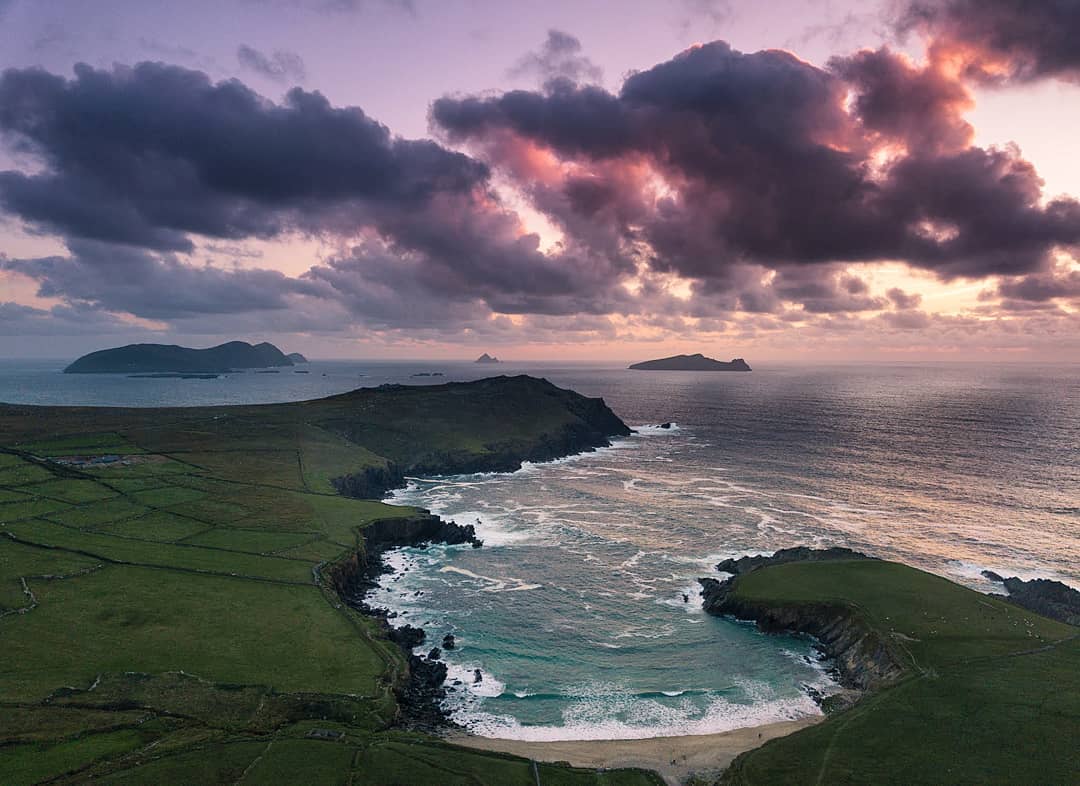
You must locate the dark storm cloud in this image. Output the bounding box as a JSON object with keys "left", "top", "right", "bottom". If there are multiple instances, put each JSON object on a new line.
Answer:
{"left": 0, "top": 62, "right": 487, "bottom": 251}
{"left": 896, "top": 0, "right": 1080, "bottom": 83}
{"left": 433, "top": 40, "right": 1080, "bottom": 287}
{"left": 0, "top": 300, "right": 138, "bottom": 336}
{"left": 829, "top": 46, "right": 973, "bottom": 153}
{"left": 509, "top": 30, "right": 603, "bottom": 84}
{"left": 3, "top": 240, "right": 326, "bottom": 320}
{"left": 989, "top": 269, "right": 1080, "bottom": 303}
{"left": 236, "top": 45, "right": 307, "bottom": 83}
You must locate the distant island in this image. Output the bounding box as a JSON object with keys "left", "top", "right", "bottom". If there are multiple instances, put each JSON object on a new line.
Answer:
{"left": 286, "top": 352, "right": 308, "bottom": 363}
{"left": 475, "top": 353, "right": 501, "bottom": 364}
{"left": 629, "top": 353, "right": 751, "bottom": 371}
{"left": 64, "top": 341, "right": 297, "bottom": 374}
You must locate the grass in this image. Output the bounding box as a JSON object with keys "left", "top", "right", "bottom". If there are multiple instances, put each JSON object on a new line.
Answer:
{"left": 718, "top": 560, "right": 1079, "bottom": 785}
{"left": 0, "top": 377, "right": 653, "bottom": 784}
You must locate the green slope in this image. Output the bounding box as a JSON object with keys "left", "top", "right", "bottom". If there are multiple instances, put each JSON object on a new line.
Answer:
{"left": 716, "top": 560, "right": 1079, "bottom": 785}
{"left": 0, "top": 378, "right": 654, "bottom": 785}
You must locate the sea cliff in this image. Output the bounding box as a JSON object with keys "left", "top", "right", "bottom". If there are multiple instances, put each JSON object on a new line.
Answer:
{"left": 328, "top": 513, "right": 481, "bottom": 731}
{"left": 700, "top": 548, "right": 906, "bottom": 692}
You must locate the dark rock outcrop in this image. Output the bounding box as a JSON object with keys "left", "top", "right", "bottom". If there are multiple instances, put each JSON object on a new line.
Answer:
{"left": 475, "top": 353, "right": 500, "bottom": 363}
{"left": 716, "top": 546, "right": 873, "bottom": 576}
{"left": 701, "top": 578, "right": 904, "bottom": 690}
{"left": 326, "top": 513, "right": 482, "bottom": 732}
{"left": 442, "top": 633, "right": 456, "bottom": 650}
{"left": 982, "top": 571, "right": 1080, "bottom": 626}
{"left": 388, "top": 625, "right": 426, "bottom": 650}
{"left": 330, "top": 463, "right": 406, "bottom": 500}
{"left": 629, "top": 353, "right": 751, "bottom": 371}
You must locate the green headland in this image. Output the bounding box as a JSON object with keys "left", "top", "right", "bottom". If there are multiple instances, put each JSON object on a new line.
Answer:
{"left": 1, "top": 375, "right": 1076, "bottom": 784}
{"left": 0, "top": 376, "right": 651, "bottom": 785}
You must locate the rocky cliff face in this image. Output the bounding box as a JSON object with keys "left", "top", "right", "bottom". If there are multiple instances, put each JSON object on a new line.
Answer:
{"left": 330, "top": 387, "right": 632, "bottom": 500}
{"left": 982, "top": 571, "right": 1080, "bottom": 627}
{"left": 327, "top": 513, "right": 480, "bottom": 732}
{"left": 700, "top": 577, "right": 906, "bottom": 691}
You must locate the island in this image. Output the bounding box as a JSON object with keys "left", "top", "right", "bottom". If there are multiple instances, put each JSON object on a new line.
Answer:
{"left": 64, "top": 340, "right": 298, "bottom": 374}
{"left": 628, "top": 353, "right": 751, "bottom": 371}
{"left": 474, "top": 352, "right": 501, "bottom": 364}
{"left": 286, "top": 352, "right": 309, "bottom": 363}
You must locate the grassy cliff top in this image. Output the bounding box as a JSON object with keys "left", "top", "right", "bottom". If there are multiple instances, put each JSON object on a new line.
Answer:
{"left": 718, "top": 559, "right": 1079, "bottom": 784}
{"left": 0, "top": 378, "right": 650, "bottom": 785}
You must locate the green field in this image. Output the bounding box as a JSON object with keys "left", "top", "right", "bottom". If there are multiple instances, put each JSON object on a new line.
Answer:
{"left": 0, "top": 379, "right": 657, "bottom": 785}
{"left": 716, "top": 560, "right": 1080, "bottom": 785}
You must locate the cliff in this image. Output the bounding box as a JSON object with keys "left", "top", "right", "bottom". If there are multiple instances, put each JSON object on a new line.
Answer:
{"left": 700, "top": 549, "right": 905, "bottom": 691}
{"left": 327, "top": 376, "right": 632, "bottom": 499}
{"left": 629, "top": 353, "right": 751, "bottom": 371}
{"left": 326, "top": 512, "right": 480, "bottom": 731}
{"left": 64, "top": 341, "right": 294, "bottom": 374}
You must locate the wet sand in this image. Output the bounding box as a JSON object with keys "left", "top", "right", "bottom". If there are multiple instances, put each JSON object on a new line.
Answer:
{"left": 445, "top": 716, "right": 823, "bottom": 785}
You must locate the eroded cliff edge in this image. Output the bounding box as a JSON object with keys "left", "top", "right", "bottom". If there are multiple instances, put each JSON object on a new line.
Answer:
{"left": 327, "top": 513, "right": 481, "bottom": 731}
{"left": 327, "top": 375, "right": 633, "bottom": 500}
{"left": 699, "top": 548, "right": 907, "bottom": 693}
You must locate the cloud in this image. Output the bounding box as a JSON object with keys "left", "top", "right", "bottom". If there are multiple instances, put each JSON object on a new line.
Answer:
{"left": 3, "top": 239, "right": 326, "bottom": 320}
{"left": 434, "top": 41, "right": 1080, "bottom": 287}
{"left": 237, "top": 45, "right": 307, "bottom": 83}
{"left": 0, "top": 43, "right": 1077, "bottom": 348}
{"left": 887, "top": 287, "right": 923, "bottom": 309}
{"left": 0, "top": 300, "right": 140, "bottom": 336}
{"left": 509, "top": 30, "right": 603, "bottom": 85}
{"left": 895, "top": 0, "right": 1080, "bottom": 84}
{"left": 986, "top": 267, "right": 1080, "bottom": 303}
{"left": 0, "top": 62, "right": 487, "bottom": 251}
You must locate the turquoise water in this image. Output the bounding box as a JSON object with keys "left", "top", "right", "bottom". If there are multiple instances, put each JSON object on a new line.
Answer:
{"left": 370, "top": 364, "right": 1080, "bottom": 740}
{"left": 3, "top": 360, "right": 1077, "bottom": 740}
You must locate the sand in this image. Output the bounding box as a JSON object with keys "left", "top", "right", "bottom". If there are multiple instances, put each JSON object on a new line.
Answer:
{"left": 444, "top": 716, "right": 823, "bottom": 785}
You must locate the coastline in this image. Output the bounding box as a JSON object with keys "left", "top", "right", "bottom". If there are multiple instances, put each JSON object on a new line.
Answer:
{"left": 445, "top": 717, "right": 823, "bottom": 786}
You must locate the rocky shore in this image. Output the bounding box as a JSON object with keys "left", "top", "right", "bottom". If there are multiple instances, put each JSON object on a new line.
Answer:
{"left": 700, "top": 548, "right": 906, "bottom": 694}
{"left": 327, "top": 512, "right": 481, "bottom": 731}
{"left": 981, "top": 570, "right": 1080, "bottom": 626}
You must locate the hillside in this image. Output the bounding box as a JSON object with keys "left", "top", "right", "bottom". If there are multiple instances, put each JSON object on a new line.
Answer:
{"left": 0, "top": 377, "right": 648, "bottom": 785}
{"left": 701, "top": 556, "right": 1079, "bottom": 784}
{"left": 63, "top": 341, "right": 294, "bottom": 374}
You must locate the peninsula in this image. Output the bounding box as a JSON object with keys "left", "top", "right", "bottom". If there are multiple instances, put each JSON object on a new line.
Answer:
{"left": 697, "top": 548, "right": 1079, "bottom": 784}
{"left": 64, "top": 341, "right": 296, "bottom": 374}
{"left": 0, "top": 376, "right": 648, "bottom": 785}
{"left": 629, "top": 353, "right": 751, "bottom": 371}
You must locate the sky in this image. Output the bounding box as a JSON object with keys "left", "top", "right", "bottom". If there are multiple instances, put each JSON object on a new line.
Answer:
{"left": 0, "top": 0, "right": 1078, "bottom": 362}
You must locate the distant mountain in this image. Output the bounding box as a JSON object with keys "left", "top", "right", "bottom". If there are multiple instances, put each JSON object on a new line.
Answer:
{"left": 475, "top": 353, "right": 501, "bottom": 364}
{"left": 64, "top": 341, "right": 295, "bottom": 374}
{"left": 629, "top": 353, "right": 751, "bottom": 371}
{"left": 286, "top": 352, "right": 309, "bottom": 363}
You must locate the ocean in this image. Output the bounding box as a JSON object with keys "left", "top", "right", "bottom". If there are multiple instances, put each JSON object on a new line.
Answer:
{"left": 3, "top": 359, "right": 1078, "bottom": 740}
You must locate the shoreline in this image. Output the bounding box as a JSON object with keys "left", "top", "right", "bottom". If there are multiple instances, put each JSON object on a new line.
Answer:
{"left": 445, "top": 717, "right": 823, "bottom": 785}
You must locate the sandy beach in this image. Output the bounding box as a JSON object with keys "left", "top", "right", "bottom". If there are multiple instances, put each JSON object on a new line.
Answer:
{"left": 445, "top": 716, "right": 823, "bottom": 785}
